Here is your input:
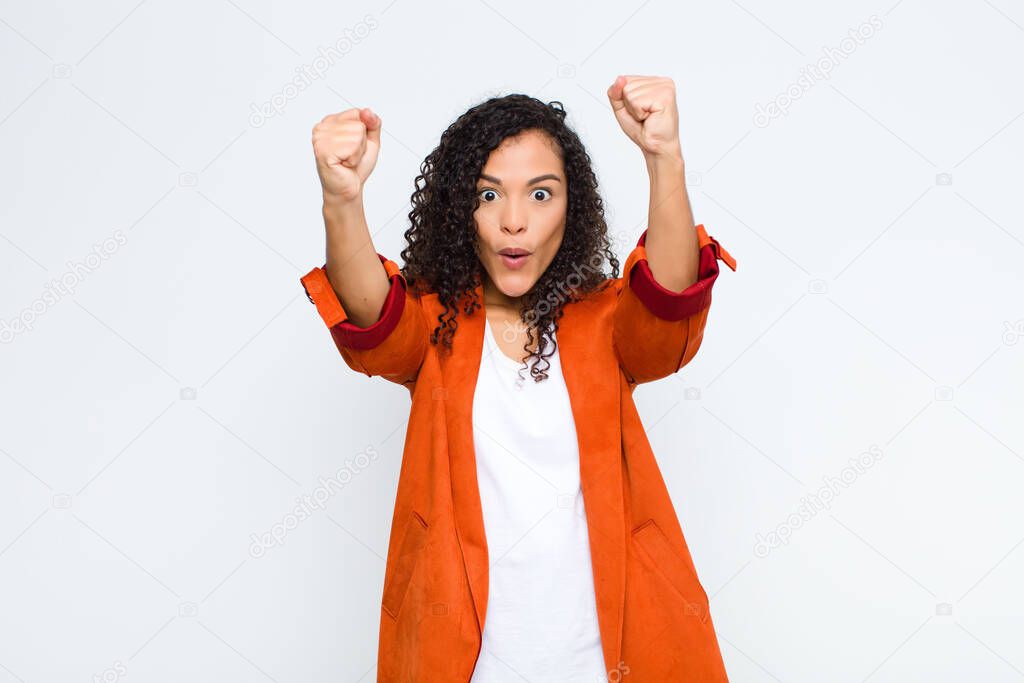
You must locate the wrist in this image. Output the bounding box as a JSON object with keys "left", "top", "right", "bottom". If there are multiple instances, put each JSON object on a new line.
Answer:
{"left": 321, "top": 194, "right": 365, "bottom": 232}
{"left": 322, "top": 192, "right": 363, "bottom": 214}
{"left": 645, "top": 149, "right": 686, "bottom": 186}
{"left": 644, "top": 145, "right": 684, "bottom": 172}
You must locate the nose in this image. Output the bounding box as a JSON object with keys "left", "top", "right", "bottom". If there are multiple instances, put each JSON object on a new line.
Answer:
{"left": 500, "top": 199, "right": 527, "bottom": 235}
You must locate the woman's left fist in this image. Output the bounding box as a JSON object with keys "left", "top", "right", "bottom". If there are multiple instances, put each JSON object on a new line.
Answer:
{"left": 606, "top": 75, "right": 681, "bottom": 158}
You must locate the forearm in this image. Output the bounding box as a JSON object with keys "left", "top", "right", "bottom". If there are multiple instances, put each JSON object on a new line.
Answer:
{"left": 322, "top": 195, "right": 391, "bottom": 328}
{"left": 642, "top": 148, "right": 699, "bottom": 293}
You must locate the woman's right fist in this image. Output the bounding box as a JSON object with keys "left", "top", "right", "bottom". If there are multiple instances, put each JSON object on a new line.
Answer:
{"left": 312, "top": 107, "right": 381, "bottom": 203}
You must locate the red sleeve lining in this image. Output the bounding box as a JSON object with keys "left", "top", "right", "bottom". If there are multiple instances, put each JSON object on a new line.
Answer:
{"left": 627, "top": 229, "right": 721, "bottom": 321}
{"left": 300, "top": 253, "right": 408, "bottom": 351}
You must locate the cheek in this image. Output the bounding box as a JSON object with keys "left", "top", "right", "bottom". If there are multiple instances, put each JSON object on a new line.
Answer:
{"left": 473, "top": 220, "right": 496, "bottom": 261}
{"left": 474, "top": 203, "right": 499, "bottom": 228}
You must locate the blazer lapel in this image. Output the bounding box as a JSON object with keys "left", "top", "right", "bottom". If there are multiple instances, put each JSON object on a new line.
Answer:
{"left": 559, "top": 297, "right": 626, "bottom": 676}
{"left": 441, "top": 281, "right": 490, "bottom": 634}
{"left": 441, "top": 283, "right": 626, "bottom": 675}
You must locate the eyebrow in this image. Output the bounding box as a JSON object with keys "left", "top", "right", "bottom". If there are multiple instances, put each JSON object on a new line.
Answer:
{"left": 478, "top": 173, "right": 563, "bottom": 186}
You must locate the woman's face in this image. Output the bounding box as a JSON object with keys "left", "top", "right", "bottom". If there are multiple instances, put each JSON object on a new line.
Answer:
{"left": 473, "top": 129, "right": 568, "bottom": 304}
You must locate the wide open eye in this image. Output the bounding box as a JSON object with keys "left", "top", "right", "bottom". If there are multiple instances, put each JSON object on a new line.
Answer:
{"left": 532, "top": 188, "right": 552, "bottom": 201}
{"left": 478, "top": 189, "right": 499, "bottom": 202}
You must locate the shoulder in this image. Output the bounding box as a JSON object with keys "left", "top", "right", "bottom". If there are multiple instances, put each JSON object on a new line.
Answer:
{"left": 569, "top": 276, "right": 623, "bottom": 311}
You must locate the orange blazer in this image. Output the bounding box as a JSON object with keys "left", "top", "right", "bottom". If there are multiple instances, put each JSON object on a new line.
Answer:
{"left": 300, "top": 225, "right": 738, "bottom": 682}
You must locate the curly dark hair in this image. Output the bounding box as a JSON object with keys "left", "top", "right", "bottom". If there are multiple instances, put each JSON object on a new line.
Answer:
{"left": 399, "top": 93, "right": 621, "bottom": 383}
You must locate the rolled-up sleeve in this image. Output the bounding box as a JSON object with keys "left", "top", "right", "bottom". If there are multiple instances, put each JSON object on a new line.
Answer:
{"left": 300, "top": 254, "right": 429, "bottom": 386}
{"left": 612, "top": 224, "right": 737, "bottom": 385}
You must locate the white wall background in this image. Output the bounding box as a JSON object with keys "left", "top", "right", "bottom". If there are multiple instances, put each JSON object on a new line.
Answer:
{"left": 2, "top": 0, "right": 1023, "bottom": 681}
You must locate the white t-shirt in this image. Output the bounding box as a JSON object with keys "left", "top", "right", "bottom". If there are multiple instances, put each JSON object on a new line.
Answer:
{"left": 469, "top": 318, "right": 607, "bottom": 683}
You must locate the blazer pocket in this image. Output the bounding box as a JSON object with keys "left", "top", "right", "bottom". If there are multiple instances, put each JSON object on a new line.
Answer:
{"left": 632, "top": 518, "right": 709, "bottom": 624}
{"left": 382, "top": 510, "right": 429, "bottom": 619}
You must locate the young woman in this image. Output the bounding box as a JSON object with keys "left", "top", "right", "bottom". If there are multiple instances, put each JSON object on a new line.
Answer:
{"left": 302, "top": 75, "right": 737, "bottom": 682}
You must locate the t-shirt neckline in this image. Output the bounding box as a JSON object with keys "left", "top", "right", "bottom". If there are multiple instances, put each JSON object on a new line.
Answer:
{"left": 485, "top": 318, "right": 528, "bottom": 370}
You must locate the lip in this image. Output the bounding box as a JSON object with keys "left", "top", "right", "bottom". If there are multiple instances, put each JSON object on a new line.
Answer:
{"left": 498, "top": 249, "right": 532, "bottom": 270}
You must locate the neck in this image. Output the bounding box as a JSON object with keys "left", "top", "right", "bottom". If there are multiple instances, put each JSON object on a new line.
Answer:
{"left": 481, "top": 272, "right": 521, "bottom": 310}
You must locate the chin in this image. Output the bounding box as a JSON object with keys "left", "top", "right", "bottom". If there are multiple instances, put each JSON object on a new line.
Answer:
{"left": 492, "top": 273, "right": 537, "bottom": 299}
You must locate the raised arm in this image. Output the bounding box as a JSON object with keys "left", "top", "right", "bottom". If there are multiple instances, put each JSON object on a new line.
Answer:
{"left": 607, "top": 75, "right": 702, "bottom": 292}
{"left": 301, "top": 107, "right": 428, "bottom": 386}
{"left": 607, "top": 75, "right": 737, "bottom": 385}
{"left": 313, "top": 108, "right": 391, "bottom": 327}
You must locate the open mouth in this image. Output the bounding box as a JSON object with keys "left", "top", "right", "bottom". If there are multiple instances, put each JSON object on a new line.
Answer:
{"left": 498, "top": 249, "right": 531, "bottom": 269}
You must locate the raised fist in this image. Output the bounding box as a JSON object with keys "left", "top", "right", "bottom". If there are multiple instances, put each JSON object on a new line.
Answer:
{"left": 312, "top": 107, "right": 382, "bottom": 202}
{"left": 606, "top": 75, "right": 681, "bottom": 158}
